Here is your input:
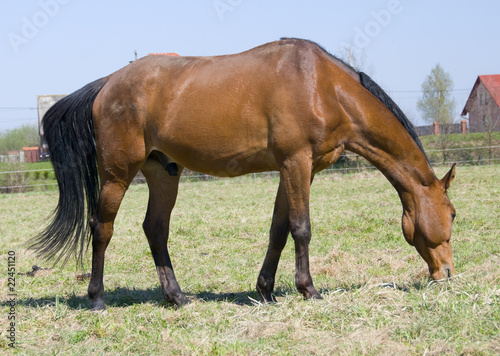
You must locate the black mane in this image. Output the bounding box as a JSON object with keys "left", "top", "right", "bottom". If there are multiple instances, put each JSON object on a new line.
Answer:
{"left": 358, "top": 72, "right": 427, "bottom": 156}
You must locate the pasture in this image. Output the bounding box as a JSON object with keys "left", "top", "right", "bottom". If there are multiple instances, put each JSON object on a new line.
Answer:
{"left": 1, "top": 165, "right": 499, "bottom": 355}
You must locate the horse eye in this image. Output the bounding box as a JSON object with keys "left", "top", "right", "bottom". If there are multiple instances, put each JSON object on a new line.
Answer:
{"left": 451, "top": 213, "right": 456, "bottom": 222}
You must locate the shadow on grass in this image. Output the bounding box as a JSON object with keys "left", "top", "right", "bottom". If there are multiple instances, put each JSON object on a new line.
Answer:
{"left": 2, "top": 280, "right": 433, "bottom": 311}
{"left": 195, "top": 286, "right": 293, "bottom": 306}
{"left": 2, "top": 287, "right": 163, "bottom": 310}
{"left": 1, "top": 286, "right": 293, "bottom": 310}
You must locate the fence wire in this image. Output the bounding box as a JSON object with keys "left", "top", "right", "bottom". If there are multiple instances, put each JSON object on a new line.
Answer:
{"left": 1, "top": 146, "right": 499, "bottom": 193}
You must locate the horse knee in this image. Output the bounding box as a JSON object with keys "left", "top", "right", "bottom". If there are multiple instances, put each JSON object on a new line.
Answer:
{"left": 290, "top": 221, "right": 311, "bottom": 243}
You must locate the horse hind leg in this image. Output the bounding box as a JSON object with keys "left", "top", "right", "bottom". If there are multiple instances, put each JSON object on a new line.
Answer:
{"left": 141, "top": 154, "right": 189, "bottom": 307}
{"left": 256, "top": 181, "right": 289, "bottom": 302}
{"left": 87, "top": 139, "right": 146, "bottom": 310}
{"left": 88, "top": 177, "right": 138, "bottom": 310}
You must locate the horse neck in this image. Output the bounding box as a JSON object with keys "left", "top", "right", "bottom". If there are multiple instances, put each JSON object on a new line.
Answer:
{"left": 342, "top": 97, "right": 437, "bottom": 208}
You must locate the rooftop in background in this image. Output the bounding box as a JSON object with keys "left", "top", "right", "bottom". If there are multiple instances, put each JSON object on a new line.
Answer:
{"left": 479, "top": 75, "right": 500, "bottom": 107}
{"left": 147, "top": 52, "right": 180, "bottom": 56}
{"left": 462, "top": 74, "right": 500, "bottom": 116}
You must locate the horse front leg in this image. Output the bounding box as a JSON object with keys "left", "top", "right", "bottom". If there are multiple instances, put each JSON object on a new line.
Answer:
{"left": 280, "top": 155, "right": 322, "bottom": 300}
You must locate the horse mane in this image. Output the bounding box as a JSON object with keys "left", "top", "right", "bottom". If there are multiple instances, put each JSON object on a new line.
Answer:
{"left": 358, "top": 72, "right": 427, "bottom": 156}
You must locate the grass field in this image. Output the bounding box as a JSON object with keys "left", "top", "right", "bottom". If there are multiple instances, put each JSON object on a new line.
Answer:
{"left": 1, "top": 165, "right": 499, "bottom": 355}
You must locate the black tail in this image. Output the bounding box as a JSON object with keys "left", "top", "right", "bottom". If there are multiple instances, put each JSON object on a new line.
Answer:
{"left": 30, "top": 77, "right": 109, "bottom": 266}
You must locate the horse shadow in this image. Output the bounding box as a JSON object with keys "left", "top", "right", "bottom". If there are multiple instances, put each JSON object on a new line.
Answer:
{"left": 2, "top": 286, "right": 296, "bottom": 310}
{"left": 2, "top": 280, "right": 430, "bottom": 311}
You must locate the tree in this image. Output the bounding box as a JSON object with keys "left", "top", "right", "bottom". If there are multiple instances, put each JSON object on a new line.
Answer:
{"left": 417, "top": 64, "right": 456, "bottom": 126}
{"left": 417, "top": 64, "right": 457, "bottom": 162}
{"left": 0, "top": 124, "right": 39, "bottom": 153}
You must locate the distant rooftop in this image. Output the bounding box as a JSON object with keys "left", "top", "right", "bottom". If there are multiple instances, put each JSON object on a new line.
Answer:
{"left": 147, "top": 52, "right": 180, "bottom": 56}
{"left": 462, "top": 74, "right": 500, "bottom": 116}
{"left": 479, "top": 74, "right": 500, "bottom": 107}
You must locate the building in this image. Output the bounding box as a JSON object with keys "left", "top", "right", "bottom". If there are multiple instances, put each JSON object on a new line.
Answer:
{"left": 38, "top": 94, "right": 67, "bottom": 153}
{"left": 461, "top": 75, "right": 500, "bottom": 133}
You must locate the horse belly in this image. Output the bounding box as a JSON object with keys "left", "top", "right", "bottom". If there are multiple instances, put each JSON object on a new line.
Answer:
{"left": 154, "top": 112, "right": 276, "bottom": 177}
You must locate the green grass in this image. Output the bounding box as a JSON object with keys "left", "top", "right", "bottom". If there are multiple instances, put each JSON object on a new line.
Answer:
{"left": 420, "top": 131, "right": 500, "bottom": 148}
{"left": 1, "top": 166, "right": 499, "bottom": 355}
{"left": 0, "top": 161, "right": 52, "bottom": 172}
{"left": 0, "top": 161, "right": 56, "bottom": 193}
{"left": 420, "top": 132, "right": 500, "bottom": 165}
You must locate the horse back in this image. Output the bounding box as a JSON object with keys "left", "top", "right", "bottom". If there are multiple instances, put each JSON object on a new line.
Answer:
{"left": 92, "top": 39, "right": 356, "bottom": 176}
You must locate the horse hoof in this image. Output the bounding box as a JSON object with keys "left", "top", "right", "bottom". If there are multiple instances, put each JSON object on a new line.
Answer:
{"left": 91, "top": 298, "right": 106, "bottom": 311}
{"left": 171, "top": 294, "right": 191, "bottom": 308}
{"left": 177, "top": 298, "right": 191, "bottom": 308}
{"left": 310, "top": 293, "right": 323, "bottom": 300}
{"left": 303, "top": 289, "right": 323, "bottom": 300}
{"left": 261, "top": 293, "right": 277, "bottom": 304}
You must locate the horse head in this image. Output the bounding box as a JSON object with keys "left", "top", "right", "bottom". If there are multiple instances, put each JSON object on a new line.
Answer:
{"left": 402, "top": 164, "right": 456, "bottom": 280}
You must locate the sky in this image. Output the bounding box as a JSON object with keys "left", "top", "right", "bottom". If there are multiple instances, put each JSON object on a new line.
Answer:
{"left": 1, "top": 0, "right": 499, "bottom": 131}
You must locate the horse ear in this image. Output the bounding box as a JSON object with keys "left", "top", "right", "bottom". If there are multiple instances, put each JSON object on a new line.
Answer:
{"left": 440, "top": 163, "right": 456, "bottom": 190}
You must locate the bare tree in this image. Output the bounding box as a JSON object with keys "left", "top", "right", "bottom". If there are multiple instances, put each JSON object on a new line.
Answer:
{"left": 340, "top": 43, "right": 374, "bottom": 75}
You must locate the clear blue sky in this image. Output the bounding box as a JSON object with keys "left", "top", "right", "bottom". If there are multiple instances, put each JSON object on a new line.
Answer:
{"left": 1, "top": 0, "right": 499, "bottom": 131}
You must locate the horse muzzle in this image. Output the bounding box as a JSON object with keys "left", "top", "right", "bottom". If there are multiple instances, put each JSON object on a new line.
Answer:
{"left": 429, "top": 263, "right": 455, "bottom": 280}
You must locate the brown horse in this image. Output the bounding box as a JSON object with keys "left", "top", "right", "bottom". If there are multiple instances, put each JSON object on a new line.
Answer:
{"left": 32, "top": 38, "right": 456, "bottom": 310}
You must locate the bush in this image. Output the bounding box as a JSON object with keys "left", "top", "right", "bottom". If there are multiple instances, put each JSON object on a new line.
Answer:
{"left": 0, "top": 124, "right": 39, "bottom": 153}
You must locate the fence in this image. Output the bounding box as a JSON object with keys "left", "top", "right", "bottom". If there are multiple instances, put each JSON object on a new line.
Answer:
{"left": 416, "top": 120, "right": 500, "bottom": 136}
{"left": 1, "top": 146, "right": 499, "bottom": 193}
{"left": 0, "top": 147, "right": 41, "bottom": 163}
{"left": 469, "top": 122, "right": 500, "bottom": 134}
{"left": 415, "top": 121, "right": 468, "bottom": 136}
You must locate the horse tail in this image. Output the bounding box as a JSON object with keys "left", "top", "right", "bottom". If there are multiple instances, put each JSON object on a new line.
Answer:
{"left": 30, "top": 77, "right": 109, "bottom": 266}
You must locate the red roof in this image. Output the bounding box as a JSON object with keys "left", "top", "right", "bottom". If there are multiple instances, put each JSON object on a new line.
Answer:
{"left": 479, "top": 75, "right": 500, "bottom": 107}
{"left": 147, "top": 52, "right": 180, "bottom": 56}
{"left": 462, "top": 74, "right": 500, "bottom": 115}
